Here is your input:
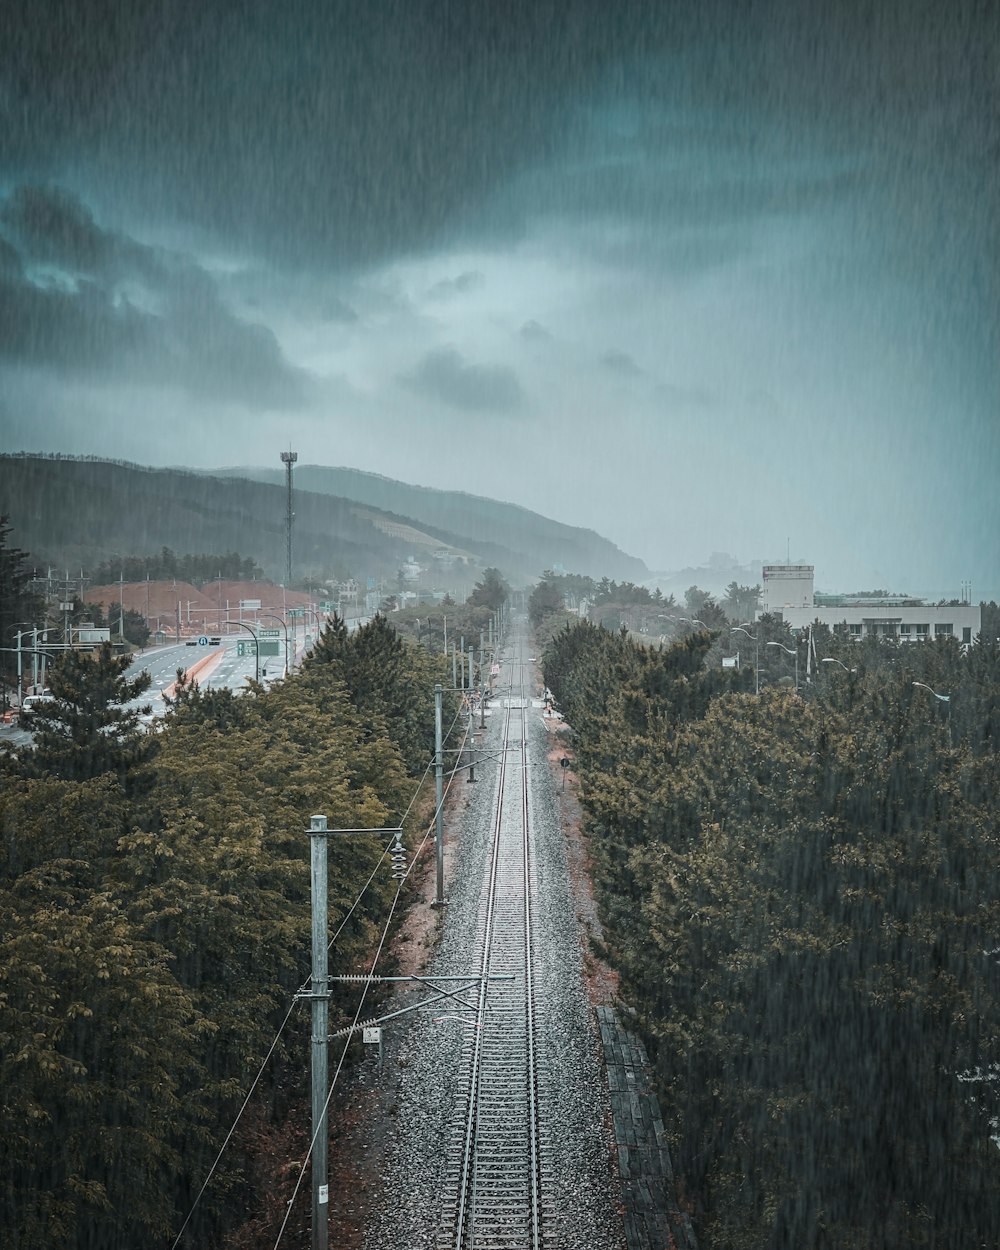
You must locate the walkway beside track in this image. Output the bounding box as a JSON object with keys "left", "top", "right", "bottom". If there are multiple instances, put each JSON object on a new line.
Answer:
{"left": 597, "top": 1006, "right": 699, "bottom": 1250}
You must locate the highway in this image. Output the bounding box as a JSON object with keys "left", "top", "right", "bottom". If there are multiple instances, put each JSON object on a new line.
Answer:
{"left": 124, "top": 637, "right": 265, "bottom": 718}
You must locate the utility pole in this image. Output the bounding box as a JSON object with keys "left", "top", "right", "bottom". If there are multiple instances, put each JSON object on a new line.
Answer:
{"left": 308, "top": 815, "right": 330, "bottom": 1250}
{"left": 479, "top": 631, "right": 486, "bottom": 729}
{"left": 467, "top": 645, "right": 476, "bottom": 782}
{"left": 281, "top": 450, "right": 297, "bottom": 590}
{"left": 434, "top": 684, "right": 445, "bottom": 905}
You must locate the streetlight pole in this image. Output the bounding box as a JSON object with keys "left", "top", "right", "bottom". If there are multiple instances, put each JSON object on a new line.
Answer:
{"left": 766, "top": 641, "right": 799, "bottom": 692}
{"left": 912, "top": 681, "right": 952, "bottom": 748}
{"left": 731, "top": 625, "right": 759, "bottom": 694}
{"left": 257, "top": 612, "right": 289, "bottom": 678}
{"left": 223, "top": 620, "right": 260, "bottom": 683}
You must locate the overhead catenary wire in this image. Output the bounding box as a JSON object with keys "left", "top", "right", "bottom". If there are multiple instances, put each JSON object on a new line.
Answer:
{"left": 270, "top": 741, "right": 466, "bottom": 1250}
{"left": 169, "top": 706, "right": 471, "bottom": 1247}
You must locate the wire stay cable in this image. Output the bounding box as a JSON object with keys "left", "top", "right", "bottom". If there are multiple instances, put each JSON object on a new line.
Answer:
{"left": 171, "top": 700, "right": 472, "bottom": 1245}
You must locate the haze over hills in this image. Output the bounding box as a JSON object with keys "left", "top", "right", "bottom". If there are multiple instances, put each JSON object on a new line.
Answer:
{"left": 0, "top": 454, "right": 646, "bottom": 586}
{"left": 210, "top": 464, "right": 647, "bottom": 583}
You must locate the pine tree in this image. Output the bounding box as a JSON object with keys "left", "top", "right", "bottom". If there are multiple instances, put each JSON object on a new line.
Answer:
{"left": 14, "top": 643, "right": 153, "bottom": 784}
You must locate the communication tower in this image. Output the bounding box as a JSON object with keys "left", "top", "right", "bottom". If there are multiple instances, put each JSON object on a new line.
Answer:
{"left": 280, "top": 450, "right": 297, "bottom": 588}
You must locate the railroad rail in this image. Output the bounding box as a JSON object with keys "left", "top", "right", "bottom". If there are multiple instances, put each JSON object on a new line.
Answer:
{"left": 440, "top": 630, "right": 545, "bottom": 1249}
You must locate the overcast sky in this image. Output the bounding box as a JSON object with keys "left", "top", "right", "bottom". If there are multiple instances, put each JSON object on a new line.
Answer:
{"left": 1, "top": 0, "right": 997, "bottom": 597}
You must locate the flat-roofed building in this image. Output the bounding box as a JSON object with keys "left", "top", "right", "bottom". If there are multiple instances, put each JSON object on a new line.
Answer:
{"left": 758, "top": 565, "right": 981, "bottom": 644}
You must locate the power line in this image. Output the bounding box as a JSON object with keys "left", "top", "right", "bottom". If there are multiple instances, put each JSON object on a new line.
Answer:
{"left": 169, "top": 714, "right": 471, "bottom": 1246}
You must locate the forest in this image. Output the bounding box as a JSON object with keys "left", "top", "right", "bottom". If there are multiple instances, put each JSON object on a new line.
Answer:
{"left": 0, "top": 614, "right": 457, "bottom": 1248}
{"left": 543, "top": 618, "right": 1000, "bottom": 1247}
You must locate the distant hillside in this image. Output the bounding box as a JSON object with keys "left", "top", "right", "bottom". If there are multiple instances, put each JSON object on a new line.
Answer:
{"left": 211, "top": 464, "right": 647, "bottom": 582}
{"left": 0, "top": 454, "right": 645, "bottom": 586}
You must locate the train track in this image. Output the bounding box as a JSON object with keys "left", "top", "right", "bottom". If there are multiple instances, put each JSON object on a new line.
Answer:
{"left": 439, "top": 631, "right": 545, "bottom": 1250}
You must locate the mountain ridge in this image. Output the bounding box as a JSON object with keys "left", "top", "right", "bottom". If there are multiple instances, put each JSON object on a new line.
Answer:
{"left": 209, "top": 463, "right": 647, "bottom": 582}
{"left": 0, "top": 453, "right": 646, "bottom": 586}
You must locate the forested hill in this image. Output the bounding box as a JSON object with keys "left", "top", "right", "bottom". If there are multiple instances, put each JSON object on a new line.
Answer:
{"left": 0, "top": 454, "right": 644, "bottom": 584}
{"left": 210, "top": 463, "right": 647, "bottom": 582}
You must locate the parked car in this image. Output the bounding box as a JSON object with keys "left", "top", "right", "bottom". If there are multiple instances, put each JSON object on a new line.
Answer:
{"left": 19, "top": 693, "right": 56, "bottom": 727}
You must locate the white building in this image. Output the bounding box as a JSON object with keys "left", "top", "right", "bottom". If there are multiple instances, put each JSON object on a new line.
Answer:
{"left": 760, "top": 565, "right": 981, "bottom": 645}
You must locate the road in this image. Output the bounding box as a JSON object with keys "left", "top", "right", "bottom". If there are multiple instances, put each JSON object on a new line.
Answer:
{"left": 125, "top": 638, "right": 262, "bottom": 717}
{"left": 1, "top": 639, "right": 265, "bottom": 748}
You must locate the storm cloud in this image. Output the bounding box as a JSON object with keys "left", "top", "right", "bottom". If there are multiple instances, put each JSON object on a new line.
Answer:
{"left": 0, "top": 185, "right": 305, "bottom": 407}
{"left": 401, "top": 347, "right": 525, "bottom": 414}
{"left": 0, "top": 2, "right": 996, "bottom": 595}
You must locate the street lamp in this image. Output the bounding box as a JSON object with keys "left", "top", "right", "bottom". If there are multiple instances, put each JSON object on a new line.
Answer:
{"left": 820, "top": 657, "right": 857, "bottom": 673}
{"left": 731, "top": 625, "right": 759, "bottom": 694}
{"left": 912, "top": 681, "right": 952, "bottom": 747}
{"left": 766, "top": 640, "right": 799, "bottom": 691}
{"left": 224, "top": 620, "right": 260, "bottom": 683}
{"left": 257, "top": 612, "right": 289, "bottom": 678}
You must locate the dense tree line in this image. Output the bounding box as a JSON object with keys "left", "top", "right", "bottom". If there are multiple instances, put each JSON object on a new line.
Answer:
{"left": 527, "top": 571, "right": 763, "bottom": 642}
{"left": 543, "top": 621, "right": 1000, "bottom": 1248}
{"left": 91, "top": 547, "right": 264, "bottom": 588}
{"left": 0, "top": 517, "right": 44, "bottom": 709}
{"left": 1, "top": 618, "right": 454, "bottom": 1248}
{"left": 387, "top": 567, "right": 510, "bottom": 666}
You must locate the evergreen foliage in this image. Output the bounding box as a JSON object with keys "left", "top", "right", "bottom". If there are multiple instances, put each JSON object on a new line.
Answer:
{"left": 92, "top": 547, "right": 264, "bottom": 587}
{"left": 543, "top": 622, "right": 1000, "bottom": 1247}
{"left": 0, "top": 611, "right": 444, "bottom": 1247}
{"left": 0, "top": 515, "right": 43, "bottom": 707}
{"left": 467, "top": 567, "right": 510, "bottom": 612}
{"left": 528, "top": 578, "right": 564, "bottom": 628}
{"left": 10, "top": 643, "right": 153, "bottom": 785}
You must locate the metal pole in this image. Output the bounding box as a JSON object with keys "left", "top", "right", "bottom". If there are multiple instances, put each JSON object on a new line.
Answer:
{"left": 281, "top": 449, "right": 297, "bottom": 590}
{"left": 434, "top": 685, "right": 445, "bottom": 906}
{"left": 467, "top": 646, "right": 476, "bottom": 781}
{"left": 460, "top": 637, "right": 465, "bottom": 690}
{"left": 309, "top": 815, "right": 330, "bottom": 1250}
{"left": 16, "top": 630, "right": 22, "bottom": 698}
{"left": 443, "top": 614, "right": 447, "bottom": 657}
{"left": 452, "top": 642, "right": 458, "bottom": 689}
{"left": 479, "top": 632, "right": 486, "bottom": 729}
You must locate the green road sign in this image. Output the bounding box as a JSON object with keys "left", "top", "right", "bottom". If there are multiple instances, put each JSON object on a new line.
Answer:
{"left": 236, "top": 640, "right": 255, "bottom": 657}
{"left": 260, "top": 628, "right": 281, "bottom": 637}
{"left": 259, "top": 641, "right": 281, "bottom": 656}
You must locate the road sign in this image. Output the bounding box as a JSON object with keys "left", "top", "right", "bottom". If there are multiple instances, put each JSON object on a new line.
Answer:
{"left": 363, "top": 1027, "right": 382, "bottom": 1044}
{"left": 260, "top": 628, "right": 280, "bottom": 637}
{"left": 259, "top": 641, "right": 281, "bottom": 656}
{"left": 236, "top": 640, "right": 255, "bottom": 657}
{"left": 198, "top": 635, "right": 209, "bottom": 646}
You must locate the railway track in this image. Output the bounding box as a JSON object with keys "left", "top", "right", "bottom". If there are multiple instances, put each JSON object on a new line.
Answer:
{"left": 439, "top": 631, "right": 545, "bottom": 1250}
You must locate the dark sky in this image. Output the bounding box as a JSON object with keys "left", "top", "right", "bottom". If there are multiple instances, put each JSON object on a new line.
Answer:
{"left": 1, "top": 0, "right": 997, "bottom": 594}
